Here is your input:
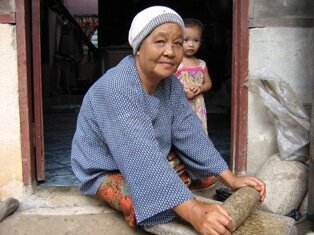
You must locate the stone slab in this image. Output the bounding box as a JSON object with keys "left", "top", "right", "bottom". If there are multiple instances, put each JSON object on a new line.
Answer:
{"left": 233, "top": 210, "right": 297, "bottom": 235}
{"left": 145, "top": 192, "right": 297, "bottom": 235}
{"left": 144, "top": 209, "right": 297, "bottom": 235}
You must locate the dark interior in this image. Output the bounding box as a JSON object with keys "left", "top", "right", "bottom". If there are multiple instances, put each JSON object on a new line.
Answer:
{"left": 41, "top": 0, "right": 232, "bottom": 186}
{"left": 99, "top": 0, "right": 232, "bottom": 90}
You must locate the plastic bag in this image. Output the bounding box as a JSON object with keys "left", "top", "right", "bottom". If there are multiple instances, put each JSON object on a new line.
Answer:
{"left": 245, "top": 73, "right": 310, "bottom": 163}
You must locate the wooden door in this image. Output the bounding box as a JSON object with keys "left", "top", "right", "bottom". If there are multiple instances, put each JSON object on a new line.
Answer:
{"left": 32, "top": 0, "right": 45, "bottom": 181}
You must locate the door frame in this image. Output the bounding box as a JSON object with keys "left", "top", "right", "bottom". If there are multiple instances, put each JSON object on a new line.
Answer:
{"left": 230, "top": 0, "right": 249, "bottom": 174}
{"left": 16, "top": 0, "right": 35, "bottom": 185}
{"left": 18, "top": 0, "right": 250, "bottom": 184}
{"left": 32, "top": 0, "right": 45, "bottom": 181}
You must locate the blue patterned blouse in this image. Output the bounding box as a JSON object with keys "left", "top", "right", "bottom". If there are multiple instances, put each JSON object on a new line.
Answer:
{"left": 71, "top": 55, "right": 228, "bottom": 226}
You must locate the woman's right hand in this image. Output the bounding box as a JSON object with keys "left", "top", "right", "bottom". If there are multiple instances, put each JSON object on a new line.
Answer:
{"left": 173, "top": 199, "right": 232, "bottom": 235}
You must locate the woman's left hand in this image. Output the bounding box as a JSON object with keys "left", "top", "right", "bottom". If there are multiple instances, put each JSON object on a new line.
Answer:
{"left": 230, "top": 175, "right": 266, "bottom": 202}
{"left": 218, "top": 170, "right": 266, "bottom": 203}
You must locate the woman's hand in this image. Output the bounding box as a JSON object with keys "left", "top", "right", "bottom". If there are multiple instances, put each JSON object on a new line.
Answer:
{"left": 231, "top": 175, "right": 266, "bottom": 202}
{"left": 173, "top": 199, "right": 233, "bottom": 235}
{"left": 217, "top": 169, "right": 266, "bottom": 203}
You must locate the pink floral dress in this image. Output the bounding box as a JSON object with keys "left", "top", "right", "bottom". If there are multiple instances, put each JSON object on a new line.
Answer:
{"left": 175, "top": 59, "right": 208, "bottom": 133}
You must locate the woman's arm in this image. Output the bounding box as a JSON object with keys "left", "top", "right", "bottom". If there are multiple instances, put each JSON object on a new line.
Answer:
{"left": 217, "top": 169, "right": 266, "bottom": 202}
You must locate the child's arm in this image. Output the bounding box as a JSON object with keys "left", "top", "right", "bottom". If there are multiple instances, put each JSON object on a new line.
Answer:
{"left": 189, "top": 65, "right": 212, "bottom": 97}
{"left": 199, "top": 65, "right": 212, "bottom": 93}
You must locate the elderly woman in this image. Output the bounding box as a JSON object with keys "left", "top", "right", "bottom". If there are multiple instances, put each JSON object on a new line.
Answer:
{"left": 71, "top": 6, "right": 265, "bottom": 235}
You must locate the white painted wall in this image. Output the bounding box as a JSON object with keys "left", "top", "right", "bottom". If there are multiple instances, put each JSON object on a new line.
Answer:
{"left": 0, "top": 24, "right": 24, "bottom": 200}
{"left": 247, "top": 27, "right": 313, "bottom": 174}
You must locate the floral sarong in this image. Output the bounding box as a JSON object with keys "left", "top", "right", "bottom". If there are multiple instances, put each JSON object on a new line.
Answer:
{"left": 96, "top": 151, "right": 216, "bottom": 227}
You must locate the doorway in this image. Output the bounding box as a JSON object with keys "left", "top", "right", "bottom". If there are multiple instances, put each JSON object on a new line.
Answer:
{"left": 38, "top": 0, "right": 100, "bottom": 185}
{"left": 34, "top": 0, "right": 237, "bottom": 186}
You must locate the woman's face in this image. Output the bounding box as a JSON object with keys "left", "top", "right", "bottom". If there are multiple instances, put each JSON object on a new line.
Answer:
{"left": 136, "top": 23, "right": 184, "bottom": 85}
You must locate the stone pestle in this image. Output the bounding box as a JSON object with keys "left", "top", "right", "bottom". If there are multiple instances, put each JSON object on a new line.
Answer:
{"left": 144, "top": 186, "right": 297, "bottom": 235}
{"left": 222, "top": 186, "right": 260, "bottom": 232}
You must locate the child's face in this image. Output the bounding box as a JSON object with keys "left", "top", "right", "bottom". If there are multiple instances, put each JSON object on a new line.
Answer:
{"left": 183, "top": 26, "right": 202, "bottom": 57}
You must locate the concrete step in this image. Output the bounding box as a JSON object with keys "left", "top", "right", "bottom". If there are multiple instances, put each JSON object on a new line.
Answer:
{"left": 0, "top": 206, "right": 149, "bottom": 235}
{"left": 0, "top": 205, "right": 301, "bottom": 235}
{"left": 0, "top": 186, "right": 148, "bottom": 235}
{"left": 0, "top": 186, "right": 312, "bottom": 235}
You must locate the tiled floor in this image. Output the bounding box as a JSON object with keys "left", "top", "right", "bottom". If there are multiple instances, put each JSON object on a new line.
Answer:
{"left": 41, "top": 95, "right": 83, "bottom": 186}
{"left": 43, "top": 110, "right": 80, "bottom": 186}
{"left": 207, "top": 112, "right": 231, "bottom": 164}
{"left": 41, "top": 95, "right": 231, "bottom": 186}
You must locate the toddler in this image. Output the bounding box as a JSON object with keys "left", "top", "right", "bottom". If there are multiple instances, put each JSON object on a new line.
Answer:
{"left": 175, "top": 18, "right": 212, "bottom": 133}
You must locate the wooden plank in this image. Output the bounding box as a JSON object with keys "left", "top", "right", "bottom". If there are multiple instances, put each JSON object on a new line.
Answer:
{"left": 16, "top": 0, "right": 35, "bottom": 185}
{"left": 0, "top": 13, "right": 15, "bottom": 23}
{"left": 32, "top": 0, "right": 45, "bottom": 181}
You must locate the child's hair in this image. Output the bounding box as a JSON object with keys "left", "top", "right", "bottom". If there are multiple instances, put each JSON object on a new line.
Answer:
{"left": 183, "top": 18, "right": 205, "bottom": 36}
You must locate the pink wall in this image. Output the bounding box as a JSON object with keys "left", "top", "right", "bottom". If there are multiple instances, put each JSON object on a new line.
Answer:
{"left": 64, "top": 0, "right": 98, "bottom": 15}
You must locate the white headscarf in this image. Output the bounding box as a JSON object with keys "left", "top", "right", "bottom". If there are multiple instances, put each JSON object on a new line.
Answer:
{"left": 128, "top": 6, "right": 185, "bottom": 54}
